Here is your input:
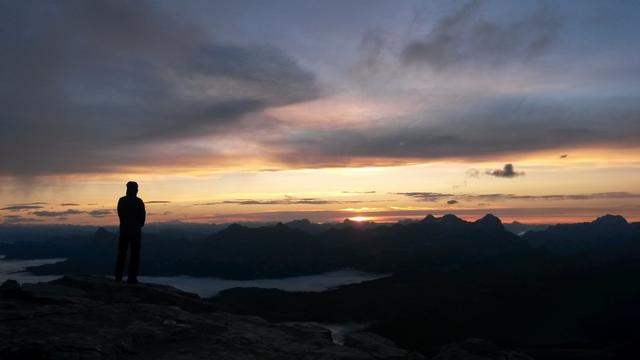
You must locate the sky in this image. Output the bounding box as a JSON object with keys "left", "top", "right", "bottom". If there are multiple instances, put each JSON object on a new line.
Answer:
{"left": 1, "top": 0, "right": 640, "bottom": 225}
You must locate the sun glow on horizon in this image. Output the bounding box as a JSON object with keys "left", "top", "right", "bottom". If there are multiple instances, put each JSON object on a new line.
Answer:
{"left": 348, "top": 216, "right": 373, "bottom": 222}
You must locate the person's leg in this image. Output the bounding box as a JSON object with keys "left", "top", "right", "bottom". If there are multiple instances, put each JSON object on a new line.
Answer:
{"left": 127, "top": 229, "right": 141, "bottom": 284}
{"left": 114, "top": 231, "right": 130, "bottom": 281}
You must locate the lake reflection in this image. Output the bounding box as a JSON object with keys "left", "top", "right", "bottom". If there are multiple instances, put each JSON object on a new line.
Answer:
{"left": 0, "top": 256, "right": 65, "bottom": 284}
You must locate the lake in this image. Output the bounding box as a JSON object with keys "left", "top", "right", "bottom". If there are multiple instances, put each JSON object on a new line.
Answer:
{"left": 0, "top": 256, "right": 388, "bottom": 297}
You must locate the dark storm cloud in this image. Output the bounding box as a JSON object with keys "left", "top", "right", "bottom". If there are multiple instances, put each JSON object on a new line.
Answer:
{"left": 486, "top": 164, "right": 524, "bottom": 178}
{"left": 402, "top": 0, "right": 562, "bottom": 69}
{"left": 0, "top": 1, "right": 317, "bottom": 176}
{"left": 399, "top": 191, "right": 640, "bottom": 203}
{"left": 31, "top": 209, "right": 84, "bottom": 218}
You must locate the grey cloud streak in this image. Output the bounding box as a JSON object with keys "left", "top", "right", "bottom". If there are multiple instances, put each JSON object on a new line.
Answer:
{"left": 272, "top": 95, "right": 640, "bottom": 166}
{"left": 24, "top": 208, "right": 114, "bottom": 218}
{"left": 1, "top": 203, "right": 46, "bottom": 211}
{"left": 88, "top": 209, "right": 113, "bottom": 217}
{"left": 198, "top": 197, "right": 374, "bottom": 206}
{"left": 398, "top": 191, "right": 640, "bottom": 203}
{"left": 1, "top": 215, "right": 44, "bottom": 224}
{"left": 32, "top": 209, "right": 85, "bottom": 218}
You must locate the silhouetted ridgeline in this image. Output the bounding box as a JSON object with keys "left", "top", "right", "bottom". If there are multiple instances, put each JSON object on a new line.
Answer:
{"left": 0, "top": 214, "right": 637, "bottom": 280}
{"left": 2, "top": 214, "right": 531, "bottom": 279}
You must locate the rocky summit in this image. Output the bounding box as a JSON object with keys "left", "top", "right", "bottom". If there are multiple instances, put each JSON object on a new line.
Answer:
{"left": 0, "top": 276, "right": 421, "bottom": 360}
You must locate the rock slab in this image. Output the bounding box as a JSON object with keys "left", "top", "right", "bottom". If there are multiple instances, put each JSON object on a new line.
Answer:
{"left": 0, "top": 276, "right": 422, "bottom": 360}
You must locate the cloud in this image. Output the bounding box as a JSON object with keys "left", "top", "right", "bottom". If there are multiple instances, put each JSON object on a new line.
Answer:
{"left": 1, "top": 215, "right": 44, "bottom": 224}
{"left": 1, "top": 204, "right": 45, "bottom": 211}
{"left": 447, "top": 200, "right": 459, "bottom": 205}
{"left": 399, "top": 191, "right": 640, "bottom": 203}
{"left": 146, "top": 201, "right": 172, "bottom": 204}
{"left": 198, "top": 196, "right": 372, "bottom": 206}
{"left": 88, "top": 209, "right": 113, "bottom": 217}
{"left": 1, "top": 1, "right": 639, "bottom": 177}
{"left": 61, "top": 203, "right": 80, "bottom": 206}
{"left": 0, "top": 1, "right": 317, "bottom": 176}
{"left": 26, "top": 208, "right": 114, "bottom": 218}
{"left": 402, "top": 0, "right": 562, "bottom": 69}
{"left": 270, "top": 95, "right": 640, "bottom": 167}
{"left": 560, "top": 154, "right": 568, "bottom": 158}
{"left": 31, "top": 209, "right": 84, "bottom": 218}
{"left": 486, "top": 163, "right": 525, "bottom": 178}
{"left": 396, "top": 192, "right": 454, "bottom": 202}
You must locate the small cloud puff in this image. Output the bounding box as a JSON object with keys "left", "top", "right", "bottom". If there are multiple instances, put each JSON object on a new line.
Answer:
{"left": 486, "top": 164, "right": 525, "bottom": 178}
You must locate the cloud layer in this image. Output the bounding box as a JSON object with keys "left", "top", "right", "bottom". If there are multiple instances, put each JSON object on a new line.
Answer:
{"left": 199, "top": 196, "right": 372, "bottom": 206}
{"left": 1, "top": 0, "right": 639, "bottom": 176}
{"left": 402, "top": 0, "right": 562, "bottom": 69}
{"left": 399, "top": 191, "right": 640, "bottom": 203}
{"left": 0, "top": 1, "right": 317, "bottom": 176}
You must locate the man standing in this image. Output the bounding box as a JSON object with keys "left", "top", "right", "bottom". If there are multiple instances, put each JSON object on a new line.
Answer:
{"left": 114, "top": 181, "right": 146, "bottom": 284}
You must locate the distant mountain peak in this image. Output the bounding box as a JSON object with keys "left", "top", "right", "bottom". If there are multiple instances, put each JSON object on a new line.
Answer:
{"left": 594, "top": 214, "right": 628, "bottom": 226}
{"left": 93, "top": 227, "right": 114, "bottom": 240}
{"left": 287, "top": 218, "right": 311, "bottom": 225}
{"left": 438, "top": 214, "right": 465, "bottom": 225}
{"left": 94, "top": 227, "right": 112, "bottom": 236}
{"left": 223, "top": 223, "right": 248, "bottom": 232}
{"left": 422, "top": 214, "right": 438, "bottom": 223}
{"left": 474, "top": 214, "right": 503, "bottom": 230}
{"left": 273, "top": 222, "right": 288, "bottom": 230}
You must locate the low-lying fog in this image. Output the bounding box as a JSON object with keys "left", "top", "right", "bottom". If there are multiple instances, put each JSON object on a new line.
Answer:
{"left": 0, "top": 256, "right": 388, "bottom": 297}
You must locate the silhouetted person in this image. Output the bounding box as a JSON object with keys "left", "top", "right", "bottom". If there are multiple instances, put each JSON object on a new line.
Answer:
{"left": 114, "top": 181, "right": 145, "bottom": 284}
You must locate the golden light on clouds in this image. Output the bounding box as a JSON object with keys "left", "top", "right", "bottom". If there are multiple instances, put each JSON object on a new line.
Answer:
{"left": 266, "top": 94, "right": 420, "bottom": 128}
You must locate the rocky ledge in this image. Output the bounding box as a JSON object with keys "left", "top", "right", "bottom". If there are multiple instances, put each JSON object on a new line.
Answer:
{"left": 0, "top": 276, "right": 422, "bottom": 360}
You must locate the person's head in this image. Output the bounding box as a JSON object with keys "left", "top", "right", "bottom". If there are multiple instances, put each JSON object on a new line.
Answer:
{"left": 126, "top": 181, "right": 138, "bottom": 196}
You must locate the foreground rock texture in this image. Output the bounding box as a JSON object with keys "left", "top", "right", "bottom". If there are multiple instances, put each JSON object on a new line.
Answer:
{"left": 434, "top": 339, "right": 534, "bottom": 360}
{"left": 0, "top": 276, "right": 421, "bottom": 360}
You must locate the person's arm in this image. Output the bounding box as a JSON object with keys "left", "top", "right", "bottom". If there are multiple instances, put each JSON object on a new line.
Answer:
{"left": 117, "top": 198, "right": 123, "bottom": 222}
{"left": 139, "top": 199, "right": 146, "bottom": 227}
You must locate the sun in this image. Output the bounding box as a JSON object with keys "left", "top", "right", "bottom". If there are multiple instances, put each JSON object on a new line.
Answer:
{"left": 349, "top": 216, "right": 372, "bottom": 222}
